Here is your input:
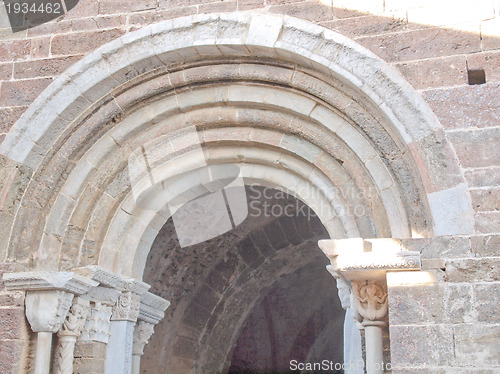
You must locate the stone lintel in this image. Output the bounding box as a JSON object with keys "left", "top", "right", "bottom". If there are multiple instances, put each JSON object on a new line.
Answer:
{"left": 3, "top": 271, "right": 98, "bottom": 295}
{"left": 319, "top": 238, "right": 421, "bottom": 281}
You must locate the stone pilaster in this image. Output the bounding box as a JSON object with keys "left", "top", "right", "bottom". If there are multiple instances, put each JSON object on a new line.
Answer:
{"left": 105, "top": 279, "right": 149, "bottom": 374}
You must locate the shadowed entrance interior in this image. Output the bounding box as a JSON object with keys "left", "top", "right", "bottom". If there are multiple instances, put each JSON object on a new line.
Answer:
{"left": 141, "top": 186, "right": 345, "bottom": 373}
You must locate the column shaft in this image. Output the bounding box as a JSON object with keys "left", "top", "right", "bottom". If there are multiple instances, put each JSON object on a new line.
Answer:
{"left": 364, "top": 325, "right": 384, "bottom": 374}
{"left": 132, "top": 355, "right": 141, "bottom": 374}
{"left": 34, "top": 332, "right": 53, "bottom": 374}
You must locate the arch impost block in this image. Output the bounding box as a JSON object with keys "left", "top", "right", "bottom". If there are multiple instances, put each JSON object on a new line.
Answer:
{"left": 73, "top": 265, "right": 125, "bottom": 290}
{"left": 318, "top": 238, "right": 421, "bottom": 281}
{"left": 3, "top": 271, "right": 98, "bottom": 295}
{"left": 138, "top": 292, "right": 171, "bottom": 325}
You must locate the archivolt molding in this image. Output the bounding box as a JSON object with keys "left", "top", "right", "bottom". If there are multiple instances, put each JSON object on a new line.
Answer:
{"left": 0, "top": 13, "right": 473, "bottom": 274}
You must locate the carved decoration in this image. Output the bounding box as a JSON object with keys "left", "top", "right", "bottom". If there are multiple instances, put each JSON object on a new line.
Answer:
{"left": 80, "top": 302, "right": 113, "bottom": 343}
{"left": 59, "top": 297, "right": 90, "bottom": 337}
{"left": 112, "top": 291, "right": 140, "bottom": 322}
{"left": 326, "top": 265, "right": 351, "bottom": 310}
{"left": 55, "top": 297, "right": 90, "bottom": 374}
{"left": 352, "top": 280, "right": 388, "bottom": 322}
{"left": 133, "top": 321, "right": 155, "bottom": 356}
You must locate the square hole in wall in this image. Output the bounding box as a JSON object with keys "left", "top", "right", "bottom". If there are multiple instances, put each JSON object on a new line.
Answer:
{"left": 467, "top": 69, "right": 486, "bottom": 85}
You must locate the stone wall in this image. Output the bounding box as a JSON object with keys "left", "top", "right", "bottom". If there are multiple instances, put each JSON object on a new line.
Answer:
{"left": 388, "top": 235, "right": 500, "bottom": 373}
{"left": 0, "top": 263, "right": 30, "bottom": 374}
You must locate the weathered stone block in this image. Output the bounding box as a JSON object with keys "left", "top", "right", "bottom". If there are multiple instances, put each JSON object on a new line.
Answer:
{"left": 269, "top": 1, "right": 334, "bottom": 23}
{"left": 388, "top": 283, "right": 444, "bottom": 325}
{"left": 422, "top": 84, "right": 500, "bottom": 130}
{"left": 447, "top": 127, "right": 500, "bottom": 168}
{"left": 474, "top": 283, "right": 500, "bottom": 323}
{"left": 322, "top": 15, "right": 411, "bottom": 38}
{"left": 454, "top": 324, "right": 500, "bottom": 367}
{"left": 475, "top": 212, "right": 500, "bottom": 234}
{"left": 51, "top": 29, "right": 124, "bottom": 56}
{"left": 445, "top": 258, "right": 500, "bottom": 282}
{"left": 0, "top": 291, "right": 24, "bottom": 307}
{"left": 465, "top": 167, "right": 500, "bottom": 189}
{"left": 390, "top": 325, "right": 454, "bottom": 367}
{"left": 357, "top": 28, "right": 481, "bottom": 62}
{"left": 444, "top": 283, "right": 474, "bottom": 324}
{"left": 237, "top": 237, "right": 261, "bottom": 265}
{"left": 401, "top": 236, "right": 472, "bottom": 259}
{"left": 0, "top": 107, "right": 26, "bottom": 134}
{"left": 0, "top": 78, "right": 53, "bottom": 106}
{"left": 470, "top": 188, "right": 500, "bottom": 212}
{"left": 14, "top": 56, "right": 81, "bottom": 79}
{"left": 0, "top": 308, "right": 25, "bottom": 340}
{"left": 263, "top": 220, "right": 288, "bottom": 250}
{"left": 74, "top": 341, "right": 106, "bottom": 359}
{"left": 98, "top": 0, "right": 156, "bottom": 14}
{"left": 0, "top": 39, "right": 31, "bottom": 62}
{"left": 0, "top": 339, "right": 24, "bottom": 373}
{"left": 471, "top": 235, "right": 500, "bottom": 257}
{"left": 0, "top": 62, "right": 12, "bottom": 80}
{"left": 427, "top": 184, "right": 475, "bottom": 236}
{"left": 395, "top": 55, "right": 467, "bottom": 89}
{"left": 199, "top": 1, "right": 237, "bottom": 13}
{"left": 73, "top": 357, "right": 105, "bottom": 374}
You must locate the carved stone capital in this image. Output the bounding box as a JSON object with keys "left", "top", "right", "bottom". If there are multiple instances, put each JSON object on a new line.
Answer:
{"left": 58, "top": 297, "right": 90, "bottom": 338}
{"left": 26, "top": 290, "right": 74, "bottom": 333}
{"left": 112, "top": 291, "right": 141, "bottom": 322}
{"left": 133, "top": 321, "right": 155, "bottom": 356}
{"left": 80, "top": 302, "right": 113, "bottom": 344}
{"left": 352, "top": 280, "right": 388, "bottom": 324}
{"left": 326, "top": 265, "right": 351, "bottom": 310}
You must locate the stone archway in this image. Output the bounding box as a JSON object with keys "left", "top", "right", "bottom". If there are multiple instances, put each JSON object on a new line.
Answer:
{"left": 0, "top": 12, "right": 474, "bottom": 374}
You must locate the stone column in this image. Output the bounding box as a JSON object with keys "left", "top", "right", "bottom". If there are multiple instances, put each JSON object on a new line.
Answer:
{"left": 319, "top": 238, "right": 421, "bottom": 374}
{"left": 132, "top": 292, "right": 171, "bottom": 374}
{"left": 55, "top": 297, "right": 90, "bottom": 374}
{"left": 105, "top": 280, "right": 150, "bottom": 374}
{"left": 2, "top": 272, "right": 98, "bottom": 374}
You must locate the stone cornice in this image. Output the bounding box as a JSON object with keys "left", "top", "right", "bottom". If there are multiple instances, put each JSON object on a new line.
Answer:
{"left": 319, "top": 238, "right": 421, "bottom": 281}
{"left": 139, "top": 292, "right": 170, "bottom": 324}
{"left": 72, "top": 266, "right": 124, "bottom": 290}
{"left": 3, "top": 272, "right": 98, "bottom": 295}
